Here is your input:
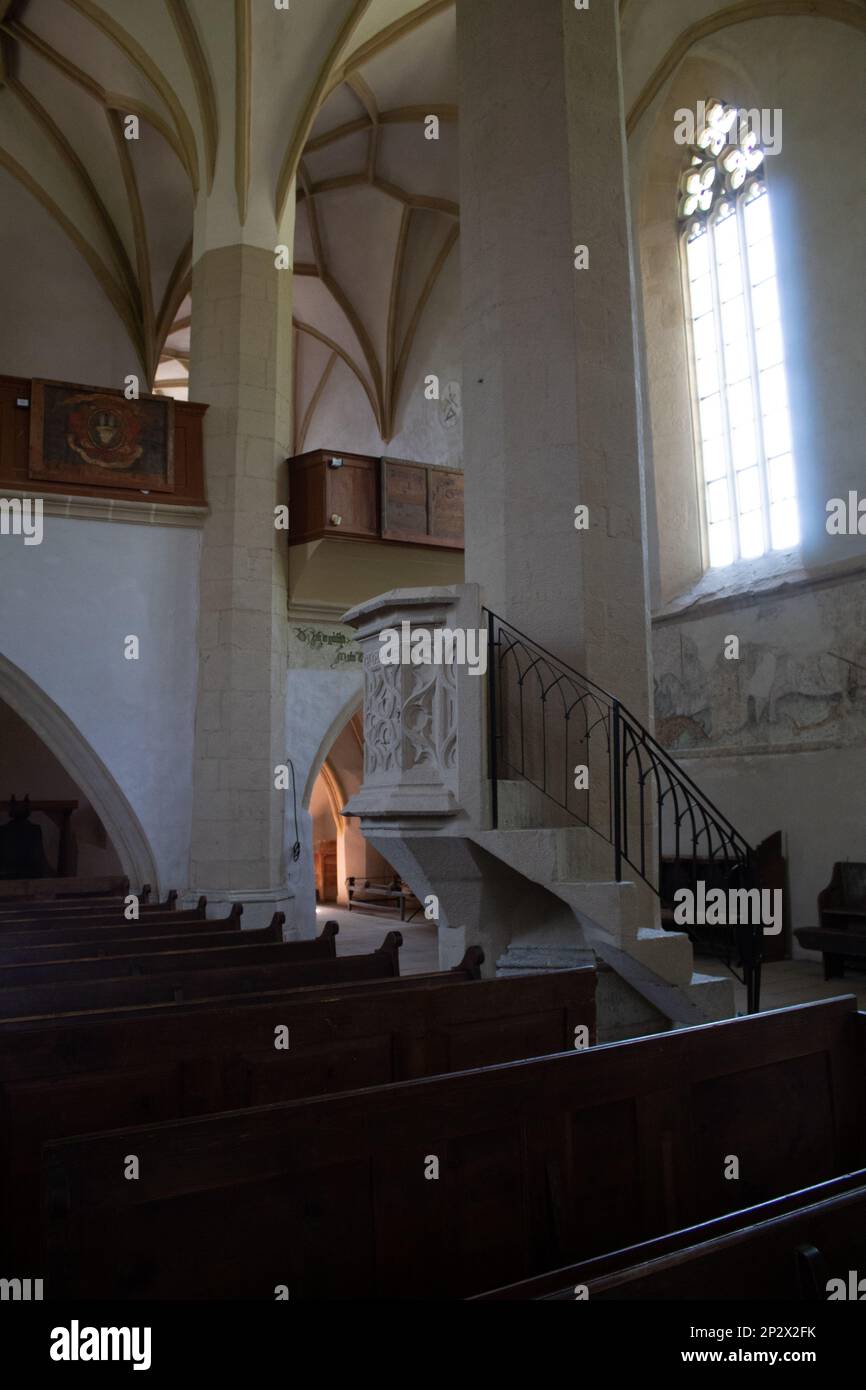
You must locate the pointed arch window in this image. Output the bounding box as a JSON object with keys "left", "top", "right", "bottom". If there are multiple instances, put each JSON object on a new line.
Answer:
{"left": 679, "top": 100, "right": 799, "bottom": 568}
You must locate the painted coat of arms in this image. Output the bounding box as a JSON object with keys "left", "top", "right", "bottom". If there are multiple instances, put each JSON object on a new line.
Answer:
{"left": 29, "top": 380, "right": 174, "bottom": 492}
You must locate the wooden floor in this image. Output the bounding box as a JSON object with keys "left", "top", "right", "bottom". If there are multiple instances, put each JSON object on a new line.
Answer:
{"left": 321, "top": 906, "right": 866, "bottom": 1018}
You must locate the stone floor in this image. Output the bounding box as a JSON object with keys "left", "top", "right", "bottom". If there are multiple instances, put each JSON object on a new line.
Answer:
{"left": 318, "top": 904, "right": 438, "bottom": 974}
{"left": 320, "top": 904, "right": 866, "bottom": 1017}
{"left": 729, "top": 956, "right": 866, "bottom": 1014}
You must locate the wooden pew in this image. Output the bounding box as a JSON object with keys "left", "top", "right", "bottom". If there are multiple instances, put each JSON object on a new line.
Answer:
{"left": 41, "top": 996, "right": 865, "bottom": 1299}
{"left": 661, "top": 830, "right": 789, "bottom": 963}
{"left": 0, "top": 887, "right": 158, "bottom": 916}
{"left": 0, "top": 922, "right": 338, "bottom": 996}
{"left": 1, "top": 960, "right": 593, "bottom": 1266}
{"left": 796, "top": 926, "right": 866, "bottom": 979}
{"left": 0, "top": 930, "right": 404, "bottom": 1020}
{"left": 0, "top": 900, "right": 170, "bottom": 924}
{"left": 0, "top": 915, "right": 286, "bottom": 966}
{"left": 819, "top": 862, "right": 866, "bottom": 929}
{"left": 0, "top": 905, "right": 235, "bottom": 949}
{"left": 0, "top": 875, "right": 130, "bottom": 902}
{"left": 0, "top": 893, "right": 189, "bottom": 928}
{"left": 471, "top": 1168, "right": 866, "bottom": 1299}
{"left": 796, "top": 861, "right": 866, "bottom": 978}
{"left": 0, "top": 945, "right": 483, "bottom": 1030}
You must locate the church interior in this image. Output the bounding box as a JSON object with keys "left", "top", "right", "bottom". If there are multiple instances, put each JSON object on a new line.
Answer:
{"left": 0, "top": 0, "right": 864, "bottom": 1323}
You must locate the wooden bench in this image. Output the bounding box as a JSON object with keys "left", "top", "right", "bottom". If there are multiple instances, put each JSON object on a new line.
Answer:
{"left": 796, "top": 862, "right": 866, "bottom": 978}
{"left": 41, "top": 996, "right": 865, "bottom": 1299}
{"left": 0, "top": 915, "right": 286, "bottom": 966}
{"left": 0, "top": 917, "right": 339, "bottom": 995}
{"left": 796, "top": 926, "right": 866, "bottom": 979}
{"left": 0, "top": 875, "right": 131, "bottom": 902}
{"left": 0, "top": 945, "right": 484, "bottom": 1029}
{"left": 346, "top": 875, "right": 420, "bottom": 921}
{"left": 471, "top": 1167, "right": 866, "bottom": 1299}
{"left": 0, "top": 892, "right": 187, "bottom": 927}
{"left": 0, "top": 887, "right": 157, "bottom": 914}
{"left": 0, "top": 930, "right": 405, "bottom": 1020}
{"left": 661, "top": 830, "right": 788, "bottom": 963}
{"left": 1, "top": 961, "right": 594, "bottom": 1266}
{"left": 0, "top": 904, "right": 232, "bottom": 949}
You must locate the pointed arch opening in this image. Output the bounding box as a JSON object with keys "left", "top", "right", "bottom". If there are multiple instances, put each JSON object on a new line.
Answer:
{"left": 0, "top": 652, "right": 159, "bottom": 892}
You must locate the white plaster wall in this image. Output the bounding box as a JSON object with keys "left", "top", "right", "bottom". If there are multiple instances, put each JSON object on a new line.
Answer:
{"left": 0, "top": 170, "right": 141, "bottom": 385}
{"left": 0, "top": 516, "right": 201, "bottom": 891}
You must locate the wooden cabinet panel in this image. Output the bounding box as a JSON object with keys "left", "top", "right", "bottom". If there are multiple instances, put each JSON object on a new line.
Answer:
{"left": 381, "top": 460, "right": 427, "bottom": 542}
{"left": 329, "top": 457, "right": 378, "bottom": 537}
{"left": 288, "top": 450, "right": 379, "bottom": 542}
{"left": 381, "top": 457, "right": 464, "bottom": 549}
{"left": 429, "top": 469, "right": 464, "bottom": 544}
{"left": 287, "top": 449, "right": 464, "bottom": 550}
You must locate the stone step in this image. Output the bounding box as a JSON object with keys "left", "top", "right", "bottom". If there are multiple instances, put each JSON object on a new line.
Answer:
{"left": 469, "top": 823, "right": 735, "bottom": 1025}
{"left": 473, "top": 825, "right": 618, "bottom": 886}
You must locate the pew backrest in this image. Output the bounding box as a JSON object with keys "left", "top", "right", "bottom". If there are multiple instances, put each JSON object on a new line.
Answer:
{"left": 0, "top": 895, "right": 202, "bottom": 930}
{"left": 0, "top": 922, "right": 335, "bottom": 994}
{"left": 0, "top": 906, "right": 237, "bottom": 948}
{"left": 1, "top": 960, "right": 598, "bottom": 1267}
{"left": 0, "top": 945, "right": 482, "bottom": 1030}
{"left": 42, "top": 996, "right": 865, "bottom": 1299}
{"left": 472, "top": 1167, "right": 866, "bottom": 1300}
{"left": 0, "top": 875, "right": 130, "bottom": 902}
{"left": 0, "top": 917, "right": 285, "bottom": 966}
{"left": 819, "top": 862, "right": 866, "bottom": 924}
{"left": 0, "top": 930, "right": 402, "bottom": 1020}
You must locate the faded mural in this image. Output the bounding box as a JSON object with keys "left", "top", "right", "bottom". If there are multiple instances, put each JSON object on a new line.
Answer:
{"left": 653, "top": 573, "right": 866, "bottom": 752}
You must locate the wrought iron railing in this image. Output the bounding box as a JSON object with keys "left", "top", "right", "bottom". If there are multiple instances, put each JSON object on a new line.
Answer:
{"left": 486, "top": 609, "right": 764, "bottom": 1011}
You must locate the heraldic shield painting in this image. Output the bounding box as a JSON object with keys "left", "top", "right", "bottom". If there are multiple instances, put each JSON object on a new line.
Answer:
{"left": 28, "top": 380, "right": 175, "bottom": 493}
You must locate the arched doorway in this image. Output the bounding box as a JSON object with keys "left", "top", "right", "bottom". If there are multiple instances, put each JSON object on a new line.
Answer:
{"left": 0, "top": 653, "right": 158, "bottom": 891}
{"left": 305, "top": 707, "right": 437, "bottom": 973}
{"left": 0, "top": 695, "right": 123, "bottom": 880}
{"left": 308, "top": 711, "right": 397, "bottom": 909}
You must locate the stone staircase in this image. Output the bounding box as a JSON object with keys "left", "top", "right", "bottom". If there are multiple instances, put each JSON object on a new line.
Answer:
{"left": 341, "top": 584, "right": 745, "bottom": 1043}
{"left": 470, "top": 816, "right": 734, "bottom": 1036}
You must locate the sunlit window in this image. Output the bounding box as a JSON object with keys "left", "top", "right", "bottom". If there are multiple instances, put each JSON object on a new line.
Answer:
{"left": 679, "top": 100, "right": 799, "bottom": 568}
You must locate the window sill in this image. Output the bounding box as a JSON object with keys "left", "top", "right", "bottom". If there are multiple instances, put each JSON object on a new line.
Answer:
{"left": 653, "top": 547, "right": 866, "bottom": 624}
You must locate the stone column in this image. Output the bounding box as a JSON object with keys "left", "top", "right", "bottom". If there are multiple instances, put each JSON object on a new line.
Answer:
{"left": 457, "top": 0, "right": 654, "bottom": 721}
{"left": 186, "top": 238, "right": 297, "bottom": 931}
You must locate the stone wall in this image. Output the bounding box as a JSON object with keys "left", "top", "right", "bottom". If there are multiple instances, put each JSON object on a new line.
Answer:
{"left": 652, "top": 566, "right": 866, "bottom": 951}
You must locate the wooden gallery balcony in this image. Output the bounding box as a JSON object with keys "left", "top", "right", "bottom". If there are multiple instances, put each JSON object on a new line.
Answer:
{"left": 286, "top": 450, "right": 465, "bottom": 623}
{"left": 0, "top": 374, "right": 207, "bottom": 524}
